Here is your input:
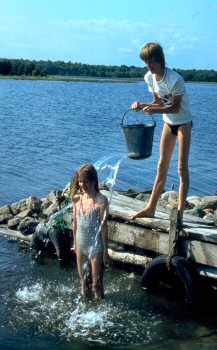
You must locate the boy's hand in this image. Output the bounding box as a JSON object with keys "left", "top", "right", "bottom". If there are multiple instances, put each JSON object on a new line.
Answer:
{"left": 131, "top": 101, "right": 141, "bottom": 110}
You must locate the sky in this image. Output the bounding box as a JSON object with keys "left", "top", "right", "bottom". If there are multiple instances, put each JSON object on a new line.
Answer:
{"left": 0, "top": 0, "right": 217, "bottom": 70}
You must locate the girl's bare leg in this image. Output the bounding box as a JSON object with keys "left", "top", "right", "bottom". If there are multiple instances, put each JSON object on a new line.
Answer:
{"left": 91, "top": 253, "right": 104, "bottom": 301}
{"left": 76, "top": 251, "right": 92, "bottom": 298}
{"left": 130, "top": 123, "right": 176, "bottom": 219}
{"left": 177, "top": 123, "right": 192, "bottom": 220}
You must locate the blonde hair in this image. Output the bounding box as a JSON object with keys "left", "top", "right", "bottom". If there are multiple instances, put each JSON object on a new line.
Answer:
{"left": 70, "top": 163, "right": 99, "bottom": 198}
{"left": 140, "top": 42, "right": 165, "bottom": 68}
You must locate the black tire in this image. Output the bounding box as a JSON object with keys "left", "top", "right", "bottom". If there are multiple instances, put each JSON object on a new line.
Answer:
{"left": 48, "top": 227, "right": 72, "bottom": 260}
{"left": 141, "top": 255, "right": 196, "bottom": 302}
{"left": 141, "top": 255, "right": 174, "bottom": 290}
{"left": 171, "top": 255, "right": 197, "bottom": 303}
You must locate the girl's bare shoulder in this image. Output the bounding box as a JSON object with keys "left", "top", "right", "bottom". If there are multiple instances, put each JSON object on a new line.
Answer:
{"left": 97, "top": 192, "right": 108, "bottom": 206}
{"left": 71, "top": 194, "right": 81, "bottom": 204}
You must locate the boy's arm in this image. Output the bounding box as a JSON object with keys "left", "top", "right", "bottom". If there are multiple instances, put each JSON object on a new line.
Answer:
{"left": 143, "top": 94, "right": 182, "bottom": 114}
{"left": 131, "top": 93, "right": 164, "bottom": 110}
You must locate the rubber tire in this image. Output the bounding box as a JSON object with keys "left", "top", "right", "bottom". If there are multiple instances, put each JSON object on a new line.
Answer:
{"left": 171, "top": 255, "right": 196, "bottom": 303}
{"left": 48, "top": 227, "right": 72, "bottom": 260}
{"left": 141, "top": 255, "right": 196, "bottom": 302}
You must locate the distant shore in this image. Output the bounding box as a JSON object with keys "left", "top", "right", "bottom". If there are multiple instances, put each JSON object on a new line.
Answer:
{"left": 1, "top": 74, "right": 217, "bottom": 84}
{"left": 0, "top": 74, "right": 142, "bottom": 83}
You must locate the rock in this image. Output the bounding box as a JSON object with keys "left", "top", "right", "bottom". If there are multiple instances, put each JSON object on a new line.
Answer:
{"left": 41, "top": 198, "right": 52, "bottom": 212}
{"left": 135, "top": 193, "right": 151, "bottom": 202}
{"left": 18, "top": 217, "right": 39, "bottom": 235}
{"left": 184, "top": 200, "right": 195, "bottom": 210}
{"left": 47, "top": 190, "right": 62, "bottom": 204}
{"left": 0, "top": 205, "right": 13, "bottom": 216}
{"left": 62, "top": 182, "right": 70, "bottom": 196}
{"left": 186, "top": 196, "right": 201, "bottom": 207}
{"left": 43, "top": 203, "right": 59, "bottom": 217}
{"left": 167, "top": 201, "right": 178, "bottom": 209}
{"left": 11, "top": 199, "right": 28, "bottom": 215}
{"left": 99, "top": 183, "right": 109, "bottom": 191}
{"left": 7, "top": 217, "right": 22, "bottom": 229}
{"left": 0, "top": 213, "right": 13, "bottom": 224}
{"left": 184, "top": 207, "right": 204, "bottom": 218}
{"left": 16, "top": 208, "right": 32, "bottom": 219}
{"left": 26, "top": 196, "right": 42, "bottom": 213}
{"left": 161, "top": 191, "right": 178, "bottom": 202}
{"left": 196, "top": 196, "right": 217, "bottom": 210}
{"left": 203, "top": 208, "right": 214, "bottom": 215}
{"left": 203, "top": 213, "right": 216, "bottom": 222}
{"left": 157, "top": 198, "right": 168, "bottom": 208}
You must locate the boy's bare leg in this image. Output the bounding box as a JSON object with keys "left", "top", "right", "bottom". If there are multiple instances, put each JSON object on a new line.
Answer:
{"left": 130, "top": 123, "right": 176, "bottom": 219}
{"left": 177, "top": 123, "right": 192, "bottom": 221}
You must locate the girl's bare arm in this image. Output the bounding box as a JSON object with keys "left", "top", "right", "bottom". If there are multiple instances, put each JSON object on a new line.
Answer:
{"left": 72, "top": 203, "right": 77, "bottom": 251}
{"left": 99, "top": 196, "right": 110, "bottom": 266}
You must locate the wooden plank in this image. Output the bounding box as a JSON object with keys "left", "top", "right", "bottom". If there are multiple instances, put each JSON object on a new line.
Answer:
{"left": 185, "top": 226, "right": 217, "bottom": 244}
{"left": 196, "top": 265, "right": 217, "bottom": 280}
{"left": 185, "top": 240, "right": 217, "bottom": 268}
{"left": 0, "top": 226, "right": 31, "bottom": 243}
{"left": 109, "top": 207, "right": 170, "bottom": 232}
{"left": 103, "top": 190, "right": 214, "bottom": 231}
{"left": 108, "top": 248, "right": 151, "bottom": 266}
{"left": 108, "top": 221, "right": 169, "bottom": 254}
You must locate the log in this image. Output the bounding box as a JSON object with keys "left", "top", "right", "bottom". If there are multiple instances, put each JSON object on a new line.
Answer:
{"left": 0, "top": 225, "right": 31, "bottom": 243}
{"left": 108, "top": 248, "right": 152, "bottom": 266}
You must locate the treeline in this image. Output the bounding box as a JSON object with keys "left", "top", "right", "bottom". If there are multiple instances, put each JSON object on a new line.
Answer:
{"left": 0, "top": 58, "right": 217, "bottom": 82}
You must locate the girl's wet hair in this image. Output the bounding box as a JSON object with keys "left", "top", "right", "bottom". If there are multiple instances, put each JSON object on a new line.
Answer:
{"left": 140, "top": 42, "right": 165, "bottom": 68}
{"left": 70, "top": 163, "right": 99, "bottom": 197}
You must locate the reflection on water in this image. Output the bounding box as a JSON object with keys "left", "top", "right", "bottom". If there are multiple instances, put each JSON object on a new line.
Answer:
{"left": 1, "top": 237, "right": 217, "bottom": 349}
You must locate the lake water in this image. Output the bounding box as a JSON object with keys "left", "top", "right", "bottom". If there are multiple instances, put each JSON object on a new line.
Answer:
{"left": 0, "top": 79, "right": 217, "bottom": 207}
{"left": 0, "top": 79, "right": 217, "bottom": 350}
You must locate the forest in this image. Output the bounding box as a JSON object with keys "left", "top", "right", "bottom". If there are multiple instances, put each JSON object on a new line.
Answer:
{"left": 0, "top": 58, "right": 217, "bottom": 82}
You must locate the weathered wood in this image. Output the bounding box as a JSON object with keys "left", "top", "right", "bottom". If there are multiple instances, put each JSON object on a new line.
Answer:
{"left": 0, "top": 226, "right": 31, "bottom": 243}
{"left": 103, "top": 190, "right": 215, "bottom": 232}
{"left": 184, "top": 227, "right": 217, "bottom": 243}
{"left": 108, "top": 248, "right": 152, "bottom": 266}
{"left": 185, "top": 240, "right": 217, "bottom": 268}
{"left": 168, "top": 208, "right": 179, "bottom": 256}
{"left": 1, "top": 190, "right": 217, "bottom": 276}
{"left": 196, "top": 265, "right": 217, "bottom": 280}
{"left": 108, "top": 221, "right": 169, "bottom": 254}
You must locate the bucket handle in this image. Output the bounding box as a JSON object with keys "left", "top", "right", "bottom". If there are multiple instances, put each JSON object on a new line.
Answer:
{"left": 121, "top": 109, "right": 156, "bottom": 127}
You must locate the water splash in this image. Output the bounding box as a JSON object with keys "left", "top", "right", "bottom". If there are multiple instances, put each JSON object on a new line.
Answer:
{"left": 86, "top": 154, "right": 126, "bottom": 259}
{"left": 94, "top": 153, "right": 126, "bottom": 204}
{"left": 16, "top": 283, "right": 43, "bottom": 302}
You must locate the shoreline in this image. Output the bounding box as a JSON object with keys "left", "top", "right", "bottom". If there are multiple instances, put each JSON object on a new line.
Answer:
{"left": 0, "top": 74, "right": 142, "bottom": 83}
{"left": 1, "top": 74, "right": 217, "bottom": 84}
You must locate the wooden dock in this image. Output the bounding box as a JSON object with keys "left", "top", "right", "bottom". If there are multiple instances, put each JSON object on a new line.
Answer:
{"left": 102, "top": 191, "right": 217, "bottom": 276}
{"left": 0, "top": 190, "right": 217, "bottom": 279}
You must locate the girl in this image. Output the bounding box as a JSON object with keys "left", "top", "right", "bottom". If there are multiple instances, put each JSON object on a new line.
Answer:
{"left": 130, "top": 43, "right": 192, "bottom": 223}
{"left": 70, "top": 164, "right": 110, "bottom": 300}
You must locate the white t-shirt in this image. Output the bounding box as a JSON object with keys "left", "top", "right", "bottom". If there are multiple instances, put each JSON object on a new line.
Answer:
{"left": 145, "top": 67, "right": 192, "bottom": 125}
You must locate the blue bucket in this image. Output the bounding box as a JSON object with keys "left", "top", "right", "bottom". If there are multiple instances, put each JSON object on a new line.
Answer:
{"left": 121, "top": 109, "right": 156, "bottom": 160}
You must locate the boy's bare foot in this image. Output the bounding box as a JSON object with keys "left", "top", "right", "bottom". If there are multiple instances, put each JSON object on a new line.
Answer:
{"left": 129, "top": 207, "right": 155, "bottom": 220}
